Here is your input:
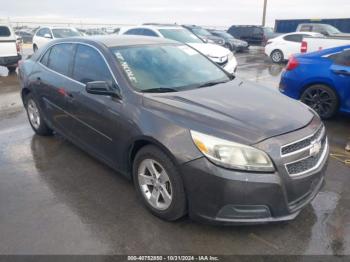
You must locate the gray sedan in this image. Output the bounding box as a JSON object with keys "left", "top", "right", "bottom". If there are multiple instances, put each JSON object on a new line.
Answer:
{"left": 18, "top": 36, "right": 329, "bottom": 224}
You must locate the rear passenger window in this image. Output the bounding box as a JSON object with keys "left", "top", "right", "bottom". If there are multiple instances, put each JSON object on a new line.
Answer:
{"left": 0, "top": 26, "right": 11, "bottom": 37}
{"left": 124, "top": 29, "right": 142, "bottom": 35}
{"left": 46, "top": 44, "right": 75, "bottom": 76}
{"left": 283, "top": 34, "right": 303, "bottom": 43}
{"left": 329, "top": 50, "right": 350, "bottom": 67}
{"left": 300, "top": 25, "right": 312, "bottom": 32}
{"left": 72, "top": 45, "right": 113, "bottom": 84}
{"left": 142, "top": 29, "right": 158, "bottom": 37}
{"left": 40, "top": 48, "right": 51, "bottom": 66}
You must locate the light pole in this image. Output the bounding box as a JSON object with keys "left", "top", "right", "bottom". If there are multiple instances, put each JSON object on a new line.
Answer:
{"left": 262, "top": 0, "right": 268, "bottom": 26}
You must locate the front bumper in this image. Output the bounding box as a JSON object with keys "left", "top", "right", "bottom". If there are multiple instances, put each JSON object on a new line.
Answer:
{"left": 181, "top": 120, "right": 329, "bottom": 225}
{"left": 0, "top": 54, "right": 21, "bottom": 67}
{"left": 222, "top": 56, "right": 238, "bottom": 75}
{"left": 235, "top": 44, "right": 249, "bottom": 52}
{"left": 181, "top": 157, "right": 327, "bottom": 225}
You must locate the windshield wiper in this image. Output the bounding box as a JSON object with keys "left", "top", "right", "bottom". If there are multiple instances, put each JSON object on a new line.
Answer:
{"left": 142, "top": 87, "right": 178, "bottom": 93}
{"left": 196, "top": 79, "right": 231, "bottom": 89}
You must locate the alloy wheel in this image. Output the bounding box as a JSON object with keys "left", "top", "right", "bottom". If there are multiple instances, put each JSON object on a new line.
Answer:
{"left": 301, "top": 88, "right": 335, "bottom": 117}
{"left": 27, "top": 99, "right": 41, "bottom": 130}
{"left": 138, "top": 159, "right": 173, "bottom": 211}
{"left": 271, "top": 50, "right": 283, "bottom": 63}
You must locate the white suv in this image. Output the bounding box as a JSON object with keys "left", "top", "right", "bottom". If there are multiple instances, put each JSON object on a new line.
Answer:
{"left": 32, "top": 27, "right": 81, "bottom": 52}
{"left": 0, "top": 22, "right": 21, "bottom": 72}
{"left": 120, "top": 25, "right": 237, "bottom": 74}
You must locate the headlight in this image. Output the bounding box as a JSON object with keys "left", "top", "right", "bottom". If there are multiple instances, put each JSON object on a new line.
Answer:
{"left": 191, "top": 130, "right": 275, "bottom": 172}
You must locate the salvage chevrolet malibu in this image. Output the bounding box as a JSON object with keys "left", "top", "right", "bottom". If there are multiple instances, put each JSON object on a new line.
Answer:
{"left": 18, "top": 36, "right": 329, "bottom": 224}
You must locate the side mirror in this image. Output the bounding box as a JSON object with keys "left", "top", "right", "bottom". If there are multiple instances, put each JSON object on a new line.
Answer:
{"left": 86, "top": 81, "right": 120, "bottom": 98}
{"left": 44, "top": 33, "right": 52, "bottom": 39}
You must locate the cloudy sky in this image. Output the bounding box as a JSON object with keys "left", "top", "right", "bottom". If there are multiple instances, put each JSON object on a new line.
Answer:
{"left": 1, "top": 0, "right": 349, "bottom": 27}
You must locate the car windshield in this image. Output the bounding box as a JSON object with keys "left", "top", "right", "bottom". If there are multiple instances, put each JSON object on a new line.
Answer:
{"left": 111, "top": 44, "right": 230, "bottom": 93}
{"left": 324, "top": 25, "right": 341, "bottom": 34}
{"left": 213, "top": 31, "right": 234, "bottom": 39}
{"left": 158, "top": 29, "right": 203, "bottom": 43}
{"left": 52, "top": 28, "right": 81, "bottom": 38}
{"left": 263, "top": 27, "right": 274, "bottom": 34}
{"left": 191, "top": 27, "right": 212, "bottom": 36}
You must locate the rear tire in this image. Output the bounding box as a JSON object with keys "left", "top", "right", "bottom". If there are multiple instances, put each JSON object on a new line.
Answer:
{"left": 132, "top": 145, "right": 187, "bottom": 221}
{"left": 24, "top": 93, "right": 53, "bottom": 136}
{"left": 270, "top": 49, "right": 284, "bottom": 63}
{"left": 300, "top": 84, "right": 339, "bottom": 119}
{"left": 7, "top": 66, "right": 17, "bottom": 73}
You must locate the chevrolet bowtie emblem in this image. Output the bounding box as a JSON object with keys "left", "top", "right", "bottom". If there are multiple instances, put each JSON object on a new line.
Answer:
{"left": 310, "top": 140, "right": 322, "bottom": 157}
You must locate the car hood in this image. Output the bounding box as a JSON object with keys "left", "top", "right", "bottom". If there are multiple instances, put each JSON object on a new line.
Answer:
{"left": 188, "top": 43, "right": 230, "bottom": 57}
{"left": 142, "top": 79, "right": 314, "bottom": 145}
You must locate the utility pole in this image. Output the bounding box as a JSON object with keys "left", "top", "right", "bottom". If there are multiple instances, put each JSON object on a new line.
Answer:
{"left": 262, "top": 0, "right": 268, "bottom": 26}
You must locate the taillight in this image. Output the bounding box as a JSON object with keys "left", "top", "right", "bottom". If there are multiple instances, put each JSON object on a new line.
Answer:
{"left": 286, "top": 56, "right": 299, "bottom": 71}
{"left": 301, "top": 41, "right": 307, "bottom": 53}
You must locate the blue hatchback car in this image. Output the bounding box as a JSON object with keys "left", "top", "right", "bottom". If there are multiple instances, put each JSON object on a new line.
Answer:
{"left": 280, "top": 45, "right": 350, "bottom": 119}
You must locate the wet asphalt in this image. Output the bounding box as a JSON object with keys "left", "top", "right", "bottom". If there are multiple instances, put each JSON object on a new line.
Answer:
{"left": 0, "top": 47, "right": 349, "bottom": 255}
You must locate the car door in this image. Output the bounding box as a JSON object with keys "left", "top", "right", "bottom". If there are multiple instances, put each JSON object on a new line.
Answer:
{"left": 35, "top": 43, "right": 76, "bottom": 134}
{"left": 329, "top": 49, "right": 350, "bottom": 111}
{"left": 67, "top": 44, "right": 124, "bottom": 166}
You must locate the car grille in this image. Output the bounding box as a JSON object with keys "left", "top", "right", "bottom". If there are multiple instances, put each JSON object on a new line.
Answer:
{"left": 281, "top": 127, "right": 323, "bottom": 155}
{"left": 216, "top": 60, "right": 228, "bottom": 67}
{"left": 281, "top": 125, "right": 328, "bottom": 177}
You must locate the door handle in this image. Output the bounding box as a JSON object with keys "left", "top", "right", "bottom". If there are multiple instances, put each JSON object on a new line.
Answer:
{"left": 332, "top": 69, "right": 350, "bottom": 76}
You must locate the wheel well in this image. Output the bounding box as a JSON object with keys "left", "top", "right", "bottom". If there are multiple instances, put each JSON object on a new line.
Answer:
{"left": 129, "top": 140, "right": 151, "bottom": 168}
{"left": 21, "top": 88, "right": 31, "bottom": 104}
{"left": 299, "top": 82, "right": 341, "bottom": 111}
{"left": 127, "top": 139, "right": 178, "bottom": 180}
{"left": 271, "top": 49, "right": 283, "bottom": 57}
{"left": 300, "top": 82, "right": 338, "bottom": 99}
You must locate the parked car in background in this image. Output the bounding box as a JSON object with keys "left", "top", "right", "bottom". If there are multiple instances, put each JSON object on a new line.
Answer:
{"left": 275, "top": 19, "right": 350, "bottom": 34}
{"left": 19, "top": 36, "right": 328, "bottom": 224}
{"left": 227, "top": 25, "right": 278, "bottom": 46}
{"left": 207, "top": 29, "right": 249, "bottom": 52}
{"left": 280, "top": 45, "right": 350, "bottom": 119}
{"left": 181, "top": 25, "right": 226, "bottom": 47}
{"left": 121, "top": 25, "right": 237, "bottom": 74}
{"left": 84, "top": 28, "right": 108, "bottom": 36}
{"left": 15, "top": 30, "right": 34, "bottom": 43}
{"left": 0, "top": 22, "right": 21, "bottom": 72}
{"left": 32, "top": 27, "right": 81, "bottom": 52}
{"left": 265, "top": 32, "right": 323, "bottom": 63}
{"left": 300, "top": 35, "right": 350, "bottom": 54}
{"left": 296, "top": 23, "right": 350, "bottom": 37}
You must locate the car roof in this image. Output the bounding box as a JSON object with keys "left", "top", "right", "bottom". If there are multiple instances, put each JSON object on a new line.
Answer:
{"left": 283, "top": 32, "right": 323, "bottom": 36}
{"left": 127, "top": 24, "right": 183, "bottom": 30}
{"left": 298, "top": 23, "right": 329, "bottom": 26}
{"left": 55, "top": 35, "right": 179, "bottom": 47}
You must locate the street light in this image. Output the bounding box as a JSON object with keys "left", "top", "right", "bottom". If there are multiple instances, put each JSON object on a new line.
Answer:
{"left": 262, "top": 0, "right": 268, "bottom": 26}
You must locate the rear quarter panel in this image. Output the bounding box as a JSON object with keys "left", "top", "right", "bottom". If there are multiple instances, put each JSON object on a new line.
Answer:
{"left": 281, "top": 57, "right": 334, "bottom": 99}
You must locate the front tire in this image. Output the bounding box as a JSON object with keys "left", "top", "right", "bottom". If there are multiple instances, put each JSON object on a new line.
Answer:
{"left": 133, "top": 145, "right": 187, "bottom": 221}
{"left": 25, "top": 93, "right": 53, "bottom": 136}
{"left": 300, "top": 84, "right": 339, "bottom": 119}
{"left": 33, "top": 44, "right": 38, "bottom": 53}
{"left": 270, "top": 49, "right": 284, "bottom": 63}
